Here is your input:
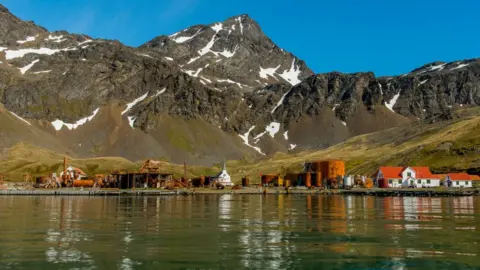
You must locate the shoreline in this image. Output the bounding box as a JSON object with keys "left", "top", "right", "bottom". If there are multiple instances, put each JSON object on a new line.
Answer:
{"left": 1, "top": 187, "right": 479, "bottom": 196}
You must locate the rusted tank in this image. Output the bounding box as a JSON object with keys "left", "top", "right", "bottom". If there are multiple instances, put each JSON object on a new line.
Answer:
{"left": 284, "top": 179, "right": 291, "bottom": 187}
{"left": 305, "top": 172, "right": 312, "bottom": 187}
{"left": 73, "top": 179, "right": 94, "bottom": 188}
{"left": 242, "top": 177, "right": 249, "bottom": 187}
{"left": 314, "top": 172, "right": 322, "bottom": 187}
{"left": 319, "top": 160, "right": 345, "bottom": 181}
{"left": 311, "top": 161, "right": 322, "bottom": 172}
{"left": 364, "top": 178, "right": 374, "bottom": 189}
{"left": 200, "top": 176, "right": 205, "bottom": 186}
{"left": 261, "top": 174, "right": 276, "bottom": 185}
{"left": 285, "top": 173, "right": 299, "bottom": 186}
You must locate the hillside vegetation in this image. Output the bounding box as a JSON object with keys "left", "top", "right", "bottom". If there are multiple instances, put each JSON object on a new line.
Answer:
{"left": 1, "top": 108, "right": 478, "bottom": 183}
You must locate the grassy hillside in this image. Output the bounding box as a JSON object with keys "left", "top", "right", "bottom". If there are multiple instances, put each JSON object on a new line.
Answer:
{"left": 225, "top": 108, "right": 480, "bottom": 182}
{"left": 1, "top": 108, "right": 479, "bottom": 183}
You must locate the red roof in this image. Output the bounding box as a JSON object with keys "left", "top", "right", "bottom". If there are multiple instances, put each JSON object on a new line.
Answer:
{"left": 409, "top": 167, "right": 435, "bottom": 178}
{"left": 378, "top": 167, "right": 404, "bottom": 179}
{"left": 377, "top": 166, "right": 438, "bottom": 179}
{"left": 471, "top": 175, "right": 480, "bottom": 181}
{"left": 447, "top": 173, "right": 471, "bottom": 181}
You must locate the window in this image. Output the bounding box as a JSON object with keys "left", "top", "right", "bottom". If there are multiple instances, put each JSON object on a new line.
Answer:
{"left": 427, "top": 180, "right": 431, "bottom": 184}
{"left": 466, "top": 181, "right": 470, "bottom": 185}
{"left": 388, "top": 180, "right": 392, "bottom": 184}
{"left": 407, "top": 172, "right": 412, "bottom": 177}
{"left": 456, "top": 182, "right": 459, "bottom": 186}
{"left": 398, "top": 180, "right": 402, "bottom": 184}
{"left": 417, "top": 180, "right": 421, "bottom": 184}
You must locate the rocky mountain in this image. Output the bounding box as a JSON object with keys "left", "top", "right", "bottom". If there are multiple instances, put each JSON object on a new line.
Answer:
{"left": 0, "top": 4, "right": 478, "bottom": 166}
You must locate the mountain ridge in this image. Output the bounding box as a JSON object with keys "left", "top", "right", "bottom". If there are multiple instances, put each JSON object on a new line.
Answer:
{"left": 0, "top": 3, "right": 478, "bottom": 166}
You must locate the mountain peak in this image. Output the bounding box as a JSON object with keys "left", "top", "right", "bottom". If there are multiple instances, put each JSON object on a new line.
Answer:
{"left": 0, "top": 4, "right": 10, "bottom": 13}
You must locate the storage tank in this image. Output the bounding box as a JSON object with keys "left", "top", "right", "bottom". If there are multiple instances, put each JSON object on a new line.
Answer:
{"left": 285, "top": 173, "right": 299, "bottom": 186}
{"left": 284, "top": 179, "right": 291, "bottom": 187}
{"left": 314, "top": 172, "right": 322, "bottom": 187}
{"left": 320, "top": 160, "right": 345, "bottom": 181}
{"left": 73, "top": 179, "right": 94, "bottom": 188}
{"left": 242, "top": 177, "right": 249, "bottom": 187}
{"left": 305, "top": 172, "right": 312, "bottom": 187}
{"left": 343, "top": 175, "right": 353, "bottom": 188}
{"left": 311, "top": 161, "right": 322, "bottom": 172}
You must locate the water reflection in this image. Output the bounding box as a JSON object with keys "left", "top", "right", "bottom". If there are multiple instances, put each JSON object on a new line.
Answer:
{"left": 0, "top": 195, "right": 478, "bottom": 269}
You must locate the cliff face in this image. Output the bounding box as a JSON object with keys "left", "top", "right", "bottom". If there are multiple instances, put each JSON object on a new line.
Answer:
{"left": 0, "top": 4, "right": 478, "bottom": 165}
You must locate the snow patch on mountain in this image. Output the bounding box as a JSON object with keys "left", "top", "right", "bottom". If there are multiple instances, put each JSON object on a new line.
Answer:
{"left": 271, "top": 88, "right": 291, "bottom": 113}
{"left": 235, "top": 17, "right": 244, "bottom": 34}
{"left": 155, "top": 88, "right": 167, "bottom": 97}
{"left": 259, "top": 65, "right": 280, "bottom": 79}
{"left": 283, "top": 131, "right": 289, "bottom": 140}
{"left": 217, "top": 78, "right": 244, "bottom": 88}
{"left": 211, "top": 23, "right": 223, "bottom": 32}
{"left": 430, "top": 63, "right": 446, "bottom": 71}
{"left": 265, "top": 122, "right": 281, "bottom": 138}
{"left": 218, "top": 45, "right": 239, "bottom": 58}
{"left": 19, "top": 59, "right": 39, "bottom": 74}
{"left": 278, "top": 59, "right": 302, "bottom": 85}
{"left": 239, "top": 126, "right": 265, "bottom": 155}
{"left": 385, "top": 92, "right": 401, "bottom": 112}
{"left": 46, "top": 34, "right": 67, "bottom": 43}
{"left": 451, "top": 63, "right": 469, "bottom": 70}
{"left": 136, "top": 53, "right": 153, "bottom": 59}
{"left": 51, "top": 108, "right": 100, "bottom": 131}
{"left": 171, "top": 29, "right": 202, "bottom": 43}
{"left": 418, "top": 79, "right": 428, "bottom": 86}
{"left": 165, "top": 57, "right": 174, "bottom": 61}
{"left": 289, "top": 144, "right": 297, "bottom": 150}
{"left": 121, "top": 93, "right": 149, "bottom": 115}
{"left": 5, "top": 47, "right": 77, "bottom": 60}
{"left": 17, "top": 36, "right": 37, "bottom": 44}
{"left": 78, "top": 39, "right": 92, "bottom": 46}
{"left": 32, "top": 70, "right": 52, "bottom": 74}
{"left": 378, "top": 83, "right": 383, "bottom": 95}
{"left": 127, "top": 116, "right": 136, "bottom": 128}
{"left": 183, "top": 68, "right": 203, "bottom": 77}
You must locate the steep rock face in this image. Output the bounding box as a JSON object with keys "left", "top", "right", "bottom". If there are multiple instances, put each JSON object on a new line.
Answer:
{"left": 141, "top": 15, "right": 314, "bottom": 91}
{"left": 0, "top": 4, "right": 479, "bottom": 164}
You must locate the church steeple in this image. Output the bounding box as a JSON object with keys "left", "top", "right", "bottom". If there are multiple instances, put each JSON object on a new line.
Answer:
{"left": 222, "top": 161, "right": 227, "bottom": 172}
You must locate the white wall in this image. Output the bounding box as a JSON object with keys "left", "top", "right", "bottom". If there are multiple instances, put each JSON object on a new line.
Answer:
{"left": 388, "top": 178, "right": 440, "bottom": 188}
{"left": 451, "top": 180, "right": 472, "bottom": 188}
{"left": 413, "top": 179, "right": 440, "bottom": 188}
{"left": 401, "top": 168, "right": 416, "bottom": 180}
{"left": 387, "top": 179, "right": 403, "bottom": 188}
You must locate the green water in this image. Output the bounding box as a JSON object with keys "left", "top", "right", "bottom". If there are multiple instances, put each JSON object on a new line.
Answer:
{"left": 0, "top": 195, "right": 479, "bottom": 269}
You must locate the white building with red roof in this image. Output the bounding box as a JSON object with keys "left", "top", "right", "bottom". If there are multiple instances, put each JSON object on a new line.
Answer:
{"left": 373, "top": 166, "right": 441, "bottom": 188}
{"left": 445, "top": 173, "right": 472, "bottom": 188}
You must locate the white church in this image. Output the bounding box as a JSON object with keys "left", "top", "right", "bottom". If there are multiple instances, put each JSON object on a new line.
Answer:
{"left": 213, "top": 162, "right": 233, "bottom": 186}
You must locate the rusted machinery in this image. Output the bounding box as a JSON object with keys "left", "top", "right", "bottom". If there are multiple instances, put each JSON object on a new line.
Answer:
{"left": 73, "top": 179, "right": 95, "bottom": 187}
{"left": 261, "top": 174, "right": 283, "bottom": 187}
{"left": 140, "top": 159, "right": 162, "bottom": 173}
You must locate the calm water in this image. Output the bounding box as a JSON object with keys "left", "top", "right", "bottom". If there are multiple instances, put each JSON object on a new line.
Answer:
{"left": 0, "top": 195, "right": 479, "bottom": 270}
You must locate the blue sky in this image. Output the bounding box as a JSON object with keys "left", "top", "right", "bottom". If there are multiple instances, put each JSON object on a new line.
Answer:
{"left": 2, "top": 0, "right": 479, "bottom": 76}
